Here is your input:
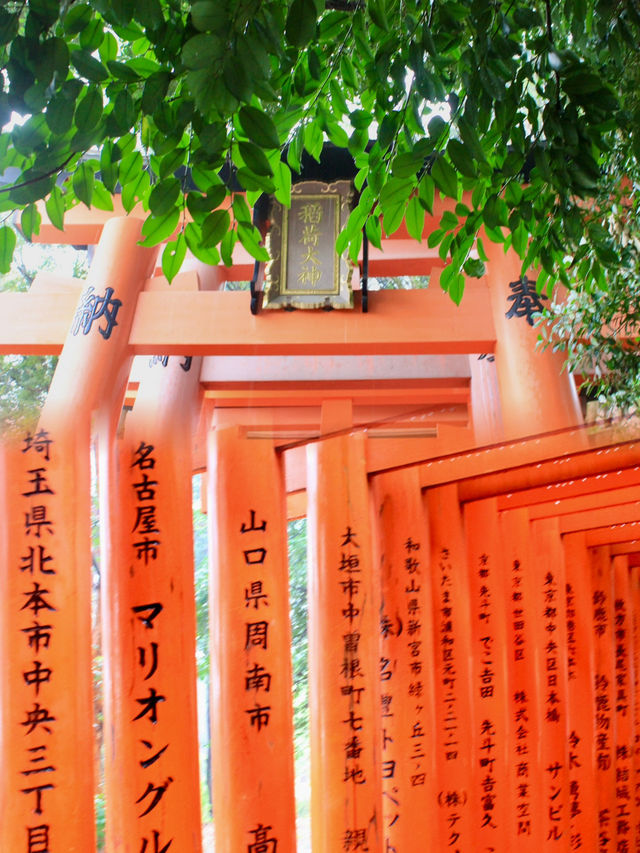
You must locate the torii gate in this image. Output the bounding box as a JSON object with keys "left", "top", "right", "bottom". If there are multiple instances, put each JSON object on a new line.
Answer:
{"left": 1, "top": 206, "right": 638, "bottom": 853}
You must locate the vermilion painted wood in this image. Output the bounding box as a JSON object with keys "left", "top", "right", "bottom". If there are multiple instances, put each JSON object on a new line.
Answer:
{"left": 371, "top": 468, "right": 439, "bottom": 852}
{"left": 0, "top": 437, "right": 95, "bottom": 853}
{"left": 424, "top": 483, "right": 474, "bottom": 852}
{"left": 207, "top": 427, "right": 297, "bottom": 853}
{"left": 562, "top": 532, "right": 598, "bottom": 853}
{"left": 589, "top": 545, "right": 617, "bottom": 852}
{"left": 102, "top": 356, "right": 203, "bottom": 853}
{"left": 530, "top": 517, "right": 571, "bottom": 850}
{"left": 613, "top": 555, "right": 636, "bottom": 853}
{"left": 464, "top": 498, "right": 511, "bottom": 850}
{"left": 0, "top": 217, "right": 158, "bottom": 853}
{"left": 497, "top": 466, "right": 640, "bottom": 512}
{"left": 500, "top": 508, "right": 545, "bottom": 849}
{"left": 306, "top": 433, "right": 382, "bottom": 853}
{"left": 631, "top": 565, "right": 640, "bottom": 848}
{"left": 0, "top": 285, "right": 496, "bottom": 356}
{"left": 482, "top": 238, "right": 582, "bottom": 437}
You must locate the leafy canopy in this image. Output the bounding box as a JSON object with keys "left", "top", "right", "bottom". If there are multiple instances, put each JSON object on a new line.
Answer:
{"left": 0, "top": 0, "right": 639, "bottom": 315}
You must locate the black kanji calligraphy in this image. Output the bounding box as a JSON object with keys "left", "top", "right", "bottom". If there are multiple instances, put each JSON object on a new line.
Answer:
{"left": 23, "top": 661, "right": 52, "bottom": 695}
{"left": 72, "top": 285, "right": 122, "bottom": 339}
{"left": 241, "top": 511, "right": 267, "bottom": 533}
{"left": 20, "top": 546, "right": 55, "bottom": 575}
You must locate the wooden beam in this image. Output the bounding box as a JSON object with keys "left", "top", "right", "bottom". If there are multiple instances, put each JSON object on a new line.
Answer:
{"left": 0, "top": 285, "right": 495, "bottom": 356}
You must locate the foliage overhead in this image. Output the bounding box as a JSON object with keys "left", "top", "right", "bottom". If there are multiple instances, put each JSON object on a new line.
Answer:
{"left": 0, "top": 0, "right": 639, "bottom": 400}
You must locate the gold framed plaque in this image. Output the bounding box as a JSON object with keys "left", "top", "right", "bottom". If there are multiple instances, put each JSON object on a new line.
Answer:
{"left": 263, "top": 180, "right": 356, "bottom": 310}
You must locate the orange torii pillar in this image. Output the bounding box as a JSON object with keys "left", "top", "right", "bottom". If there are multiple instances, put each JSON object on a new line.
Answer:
{"left": 207, "top": 427, "right": 296, "bottom": 853}
{"left": 424, "top": 484, "right": 473, "bottom": 852}
{"left": 464, "top": 498, "right": 511, "bottom": 849}
{"left": 499, "top": 508, "right": 544, "bottom": 848}
{"left": 589, "top": 545, "right": 616, "bottom": 850}
{"left": 612, "top": 554, "right": 636, "bottom": 852}
{"left": 371, "top": 468, "right": 439, "bottom": 851}
{"left": 562, "top": 532, "right": 598, "bottom": 853}
{"left": 483, "top": 239, "right": 583, "bottom": 437}
{"left": 530, "top": 517, "right": 570, "bottom": 847}
{"left": 0, "top": 217, "right": 157, "bottom": 853}
{"left": 632, "top": 564, "right": 640, "bottom": 848}
{"left": 307, "top": 433, "right": 382, "bottom": 853}
{"left": 101, "top": 355, "right": 203, "bottom": 853}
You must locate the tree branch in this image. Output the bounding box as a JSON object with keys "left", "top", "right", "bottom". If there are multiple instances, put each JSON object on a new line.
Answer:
{"left": 0, "top": 152, "right": 76, "bottom": 195}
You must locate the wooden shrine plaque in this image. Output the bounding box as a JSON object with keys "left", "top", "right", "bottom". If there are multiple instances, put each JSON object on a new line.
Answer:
{"left": 263, "top": 181, "right": 355, "bottom": 310}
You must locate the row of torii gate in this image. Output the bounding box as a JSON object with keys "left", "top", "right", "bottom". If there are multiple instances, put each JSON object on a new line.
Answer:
{"left": 1, "top": 202, "right": 639, "bottom": 853}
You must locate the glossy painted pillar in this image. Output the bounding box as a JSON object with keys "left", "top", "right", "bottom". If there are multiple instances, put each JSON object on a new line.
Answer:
{"left": 424, "top": 483, "right": 473, "bottom": 852}
{"left": 484, "top": 239, "right": 583, "bottom": 438}
{"left": 500, "top": 508, "right": 544, "bottom": 848}
{"left": 589, "top": 545, "right": 616, "bottom": 852}
{"left": 208, "top": 427, "right": 296, "bottom": 853}
{"left": 465, "top": 497, "right": 511, "bottom": 849}
{"left": 371, "top": 467, "right": 438, "bottom": 851}
{"left": 102, "top": 355, "right": 203, "bottom": 852}
{"left": 613, "top": 555, "right": 636, "bottom": 853}
{"left": 0, "top": 217, "right": 157, "bottom": 853}
{"left": 562, "top": 532, "right": 597, "bottom": 853}
{"left": 307, "top": 432, "right": 382, "bottom": 853}
{"left": 530, "top": 517, "right": 570, "bottom": 849}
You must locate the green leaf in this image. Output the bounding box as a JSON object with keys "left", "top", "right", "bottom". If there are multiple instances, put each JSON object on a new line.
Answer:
{"left": 121, "top": 170, "right": 150, "bottom": 213}
{"left": 223, "top": 53, "right": 252, "bottom": 102}
{"left": 383, "top": 201, "right": 406, "bottom": 236}
{"left": 75, "top": 88, "right": 103, "bottom": 131}
{"left": 201, "top": 208, "right": 230, "bottom": 248}
{"left": 119, "top": 150, "right": 144, "bottom": 188}
{"left": 135, "top": 0, "right": 164, "bottom": 29}
{"left": 238, "top": 141, "right": 273, "bottom": 177}
{"left": 431, "top": 157, "right": 458, "bottom": 198}
{"left": 70, "top": 50, "right": 109, "bottom": 82}
{"left": 232, "top": 195, "right": 252, "bottom": 224}
{"left": 405, "top": 195, "right": 425, "bottom": 242}
{"left": 286, "top": 0, "right": 318, "bottom": 47}
{"left": 418, "top": 175, "right": 435, "bottom": 213}
{"left": 448, "top": 271, "right": 465, "bottom": 305}
{"left": 365, "top": 215, "right": 382, "bottom": 250}
{"left": 446, "top": 139, "right": 476, "bottom": 178}
{"left": 0, "top": 225, "right": 16, "bottom": 274}
{"left": 182, "top": 34, "right": 225, "bottom": 69}
{"left": 274, "top": 161, "right": 292, "bottom": 208}
{"left": 237, "top": 222, "right": 270, "bottom": 262}
{"left": 185, "top": 222, "right": 221, "bottom": 265}
{"left": 149, "top": 178, "right": 181, "bottom": 217}
{"left": 45, "top": 186, "right": 65, "bottom": 231}
{"left": 191, "top": 1, "right": 228, "bottom": 32}
{"left": 139, "top": 207, "right": 180, "bottom": 247}
{"left": 380, "top": 176, "right": 415, "bottom": 212}
{"left": 46, "top": 95, "right": 75, "bottom": 135}
{"left": 91, "top": 181, "right": 115, "bottom": 211}
{"left": 304, "top": 122, "right": 324, "bottom": 162}
{"left": 20, "top": 204, "right": 41, "bottom": 241}
{"left": 238, "top": 106, "right": 280, "bottom": 150}
{"left": 73, "top": 161, "right": 95, "bottom": 207}
{"left": 162, "top": 232, "right": 187, "bottom": 283}
{"left": 220, "top": 228, "right": 237, "bottom": 267}
{"left": 368, "top": 0, "right": 389, "bottom": 30}
{"left": 63, "top": 3, "right": 92, "bottom": 35}
{"left": 236, "top": 169, "right": 275, "bottom": 193}
{"left": 142, "top": 72, "right": 171, "bottom": 114}
{"left": 463, "top": 257, "right": 485, "bottom": 278}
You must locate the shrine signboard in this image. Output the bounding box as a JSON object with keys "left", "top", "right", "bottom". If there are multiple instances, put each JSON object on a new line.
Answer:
{"left": 263, "top": 180, "right": 355, "bottom": 310}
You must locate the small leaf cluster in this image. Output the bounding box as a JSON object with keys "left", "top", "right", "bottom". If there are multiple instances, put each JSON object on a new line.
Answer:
{"left": 0, "top": 0, "right": 639, "bottom": 329}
